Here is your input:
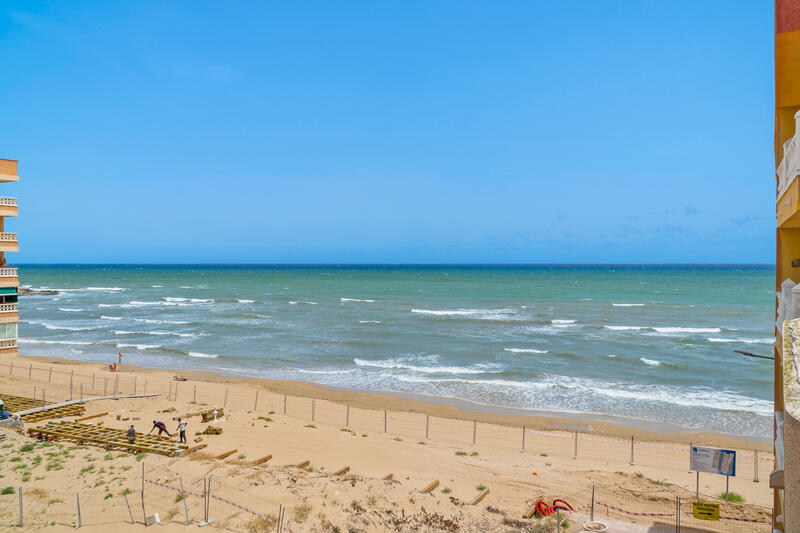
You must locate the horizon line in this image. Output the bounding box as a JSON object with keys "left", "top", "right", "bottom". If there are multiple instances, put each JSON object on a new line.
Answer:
{"left": 11, "top": 262, "right": 775, "bottom": 267}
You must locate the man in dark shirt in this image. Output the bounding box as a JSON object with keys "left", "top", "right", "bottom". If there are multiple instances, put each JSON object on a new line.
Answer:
{"left": 147, "top": 420, "right": 171, "bottom": 439}
{"left": 127, "top": 425, "right": 136, "bottom": 444}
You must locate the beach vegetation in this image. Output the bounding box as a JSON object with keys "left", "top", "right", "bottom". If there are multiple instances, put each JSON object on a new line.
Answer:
{"left": 361, "top": 433, "right": 367, "bottom": 437}
{"left": 476, "top": 484, "right": 487, "bottom": 491}
{"left": 104, "top": 493, "right": 112, "bottom": 500}
{"left": 441, "top": 487, "right": 452, "bottom": 494}
{"left": 718, "top": 492, "right": 745, "bottom": 502}
{"left": 649, "top": 479, "right": 669, "bottom": 486}
{"left": 294, "top": 502, "right": 312, "bottom": 522}
{"left": 304, "top": 424, "right": 317, "bottom": 429}
{"left": 418, "top": 441, "right": 426, "bottom": 445}
{"left": 257, "top": 416, "right": 272, "bottom": 422}
{"left": 238, "top": 454, "right": 246, "bottom": 460}
{"left": 19, "top": 443, "right": 35, "bottom": 453}
{"left": 393, "top": 437, "right": 402, "bottom": 442}
{"left": 104, "top": 454, "right": 114, "bottom": 461}
{"left": 540, "top": 453, "right": 548, "bottom": 457}
{"left": 31, "top": 455, "right": 42, "bottom": 466}
{"left": 135, "top": 453, "right": 147, "bottom": 461}
{"left": 9, "top": 456, "right": 21, "bottom": 462}
{"left": 79, "top": 465, "right": 94, "bottom": 475}
{"left": 470, "top": 451, "right": 478, "bottom": 456}
{"left": 1, "top": 487, "right": 13, "bottom": 495}
{"left": 21, "top": 473, "right": 30, "bottom": 483}
{"left": 455, "top": 451, "right": 467, "bottom": 456}
{"left": 635, "top": 472, "right": 644, "bottom": 478}
{"left": 175, "top": 493, "right": 184, "bottom": 502}
{"left": 121, "top": 488, "right": 131, "bottom": 496}
{"left": 349, "top": 500, "right": 365, "bottom": 514}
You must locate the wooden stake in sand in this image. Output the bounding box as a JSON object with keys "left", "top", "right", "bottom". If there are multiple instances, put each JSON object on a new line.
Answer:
{"left": 75, "top": 412, "right": 108, "bottom": 422}
{"left": 382, "top": 473, "right": 393, "bottom": 481}
{"left": 332, "top": 466, "right": 350, "bottom": 476}
{"left": 470, "top": 488, "right": 490, "bottom": 506}
{"left": 420, "top": 480, "right": 439, "bottom": 494}
{"left": 253, "top": 454, "right": 272, "bottom": 465}
{"left": 215, "top": 449, "right": 238, "bottom": 460}
{"left": 296, "top": 460, "right": 310, "bottom": 469}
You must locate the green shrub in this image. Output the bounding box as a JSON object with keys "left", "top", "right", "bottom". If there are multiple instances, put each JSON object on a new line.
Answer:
{"left": 1, "top": 487, "right": 13, "bottom": 495}
{"left": 717, "top": 492, "right": 745, "bottom": 503}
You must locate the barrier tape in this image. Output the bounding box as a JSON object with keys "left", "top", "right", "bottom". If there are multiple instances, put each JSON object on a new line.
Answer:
{"left": 598, "top": 501, "right": 673, "bottom": 518}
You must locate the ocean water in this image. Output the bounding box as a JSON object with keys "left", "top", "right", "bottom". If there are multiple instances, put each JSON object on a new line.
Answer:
{"left": 17, "top": 265, "right": 774, "bottom": 436}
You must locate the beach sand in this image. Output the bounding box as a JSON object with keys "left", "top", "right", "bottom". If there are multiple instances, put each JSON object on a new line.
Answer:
{"left": 0, "top": 355, "right": 774, "bottom": 531}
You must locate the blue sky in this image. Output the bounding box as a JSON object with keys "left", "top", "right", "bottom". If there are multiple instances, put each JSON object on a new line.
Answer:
{"left": 0, "top": 2, "right": 775, "bottom": 263}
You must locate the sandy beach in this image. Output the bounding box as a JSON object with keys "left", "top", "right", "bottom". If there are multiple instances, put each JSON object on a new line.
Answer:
{"left": 0, "top": 355, "right": 774, "bottom": 532}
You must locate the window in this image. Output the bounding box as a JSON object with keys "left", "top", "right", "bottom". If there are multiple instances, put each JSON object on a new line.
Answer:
{"left": 0, "top": 322, "right": 17, "bottom": 340}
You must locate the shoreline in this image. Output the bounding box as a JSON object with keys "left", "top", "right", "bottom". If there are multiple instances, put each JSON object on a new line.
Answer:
{"left": 20, "top": 353, "right": 772, "bottom": 449}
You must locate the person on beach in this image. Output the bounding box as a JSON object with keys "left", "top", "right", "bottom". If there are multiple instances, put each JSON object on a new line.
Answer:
{"left": 147, "top": 420, "right": 171, "bottom": 439}
{"left": 175, "top": 418, "right": 187, "bottom": 444}
{"left": 127, "top": 425, "right": 136, "bottom": 444}
{"left": 118, "top": 352, "right": 123, "bottom": 367}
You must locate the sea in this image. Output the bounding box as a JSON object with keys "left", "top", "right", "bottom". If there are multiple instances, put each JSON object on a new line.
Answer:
{"left": 17, "top": 264, "right": 774, "bottom": 437}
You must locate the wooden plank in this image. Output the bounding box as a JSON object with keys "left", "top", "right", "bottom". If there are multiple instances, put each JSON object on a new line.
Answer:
{"left": 296, "top": 460, "right": 310, "bottom": 469}
{"left": 185, "top": 443, "right": 208, "bottom": 454}
{"left": 75, "top": 412, "right": 108, "bottom": 422}
{"left": 420, "top": 480, "right": 439, "bottom": 494}
{"left": 216, "top": 449, "right": 238, "bottom": 460}
{"left": 470, "top": 488, "right": 489, "bottom": 506}
{"left": 382, "top": 473, "right": 393, "bottom": 481}
{"left": 253, "top": 454, "right": 272, "bottom": 465}
{"left": 332, "top": 466, "right": 350, "bottom": 476}
{"left": 523, "top": 505, "right": 537, "bottom": 519}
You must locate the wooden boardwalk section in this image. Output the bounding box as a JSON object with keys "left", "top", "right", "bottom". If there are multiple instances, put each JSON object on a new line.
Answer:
{"left": 28, "top": 421, "right": 187, "bottom": 456}
{"left": 1, "top": 393, "right": 85, "bottom": 422}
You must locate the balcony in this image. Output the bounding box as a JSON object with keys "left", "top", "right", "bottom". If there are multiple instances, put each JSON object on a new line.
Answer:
{"left": 0, "top": 197, "right": 19, "bottom": 217}
{"left": 0, "top": 159, "right": 18, "bottom": 183}
{"left": 0, "top": 233, "right": 19, "bottom": 253}
{"left": 777, "top": 111, "right": 800, "bottom": 227}
{"left": 779, "top": 319, "right": 800, "bottom": 529}
{"left": 0, "top": 268, "right": 18, "bottom": 289}
{"left": 0, "top": 303, "right": 17, "bottom": 313}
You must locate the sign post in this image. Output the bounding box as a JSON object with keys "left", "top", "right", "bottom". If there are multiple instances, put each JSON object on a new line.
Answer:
{"left": 690, "top": 446, "right": 736, "bottom": 500}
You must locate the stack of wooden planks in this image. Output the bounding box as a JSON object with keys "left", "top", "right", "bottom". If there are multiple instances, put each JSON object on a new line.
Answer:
{"left": 1, "top": 393, "right": 85, "bottom": 421}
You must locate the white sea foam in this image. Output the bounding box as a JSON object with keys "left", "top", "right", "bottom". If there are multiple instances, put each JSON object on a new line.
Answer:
{"left": 113, "top": 330, "right": 200, "bottom": 338}
{"left": 58, "top": 308, "right": 84, "bottom": 312}
{"left": 354, "top": 358, "right": 499, "bottom": 375}
{"left": 640, "top": 357, "right": 662, "bottom": 366}
{"left": 151, "top": 285, "right": 164, "bottom": 288}
{"left": 238, "top": 299, "right": 255, "bottom": 303}
{"left": 707, "top": 337, "right": 774, "bottom": 344}
{"left": 604, "top": 326, "right": 645, "bottom": 331}
{"left": 652, "top": 327, "right": 721, "bottom": 334}
{"left": 164, "top": 297, "right": 189, "bottom": 302}
{"left": 85, "top": 287, "right": 126, "bottom": 292}
{"left": 607, "top": 354, "right": 618, "bottom": 358}
{"left": 504, "top": 348, "right": 548, "bottom": 354}
{"left": 295, "top": 368, "right": 355, "bottom": 375}
{"left": 357, "top": 320, "right": 381, "bottom": 324}
{"left": 411, "top": 308, "right": 518, "bottom": 320}
{"left": 19, "top": 338, "right": 93, "bottom": 346}
{"left": 191, "top": 298, "right": 213, "bottom": 303}
{"left": 117, "top": 343, "right": 160, "bottom": 350}
{"left": 612, "top": 303, "right": 644, "bottom": 307}
{"left": 130, "top": 300, "right": 188, "bottom": 307}
{"left": 551, "top": 319, "right": 576, "bottom": 327}
{"left": 341, "top": 298, "right": 375, "bottom": 303}
{"left": 133, "top": 318, "right": 190, "bottom": 325}
{"left": 101, "top": 315, "right": 123, "bottom": 321}
{"left": 289, "top": 300, "right": 317, "bottom": 305}
{"left": 27, "top": 321, "right": 91, "bottom": 332}
{"left": 188, "top": 351, "right": 218, "bottom": 358}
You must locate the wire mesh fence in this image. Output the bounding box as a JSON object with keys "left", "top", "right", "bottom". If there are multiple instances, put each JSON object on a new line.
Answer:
{"left": 0, "top": 358, "right": 776, "bottom": 529}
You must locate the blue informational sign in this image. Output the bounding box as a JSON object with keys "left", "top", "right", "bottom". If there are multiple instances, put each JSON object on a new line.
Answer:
{"left": 690, "top": 446, "right": 736, "bottom": 476}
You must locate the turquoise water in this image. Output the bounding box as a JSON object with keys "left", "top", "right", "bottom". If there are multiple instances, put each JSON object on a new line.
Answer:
{"left": 17, "top": 265, "right": 774, "bottom": 436}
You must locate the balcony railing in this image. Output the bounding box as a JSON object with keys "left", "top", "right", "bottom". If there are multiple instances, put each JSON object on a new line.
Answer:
{"left": 0, "top": 339, "right": 17, "bottom": 349}
{"left": 0, "top": 303, "right": 17, "bottom": 313}
{"left": 0, "top": 268, "right": 18, "bottom": 277}
{"left": 0, "top": 197, "right": 18, "bottom": 207}
{"left": 778, "top": 110, "right": 800, "bottom": 199}
{"left": 0, "top": 233, "right": 18, "bottom": 242}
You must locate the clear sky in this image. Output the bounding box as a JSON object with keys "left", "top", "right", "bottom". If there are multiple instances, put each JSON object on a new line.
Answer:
{"left": 0, "top": 1, "right": 775, "bottom": 263}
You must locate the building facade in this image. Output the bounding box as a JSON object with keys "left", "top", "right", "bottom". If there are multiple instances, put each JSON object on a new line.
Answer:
{"left": 0, "top": 159, "right": 20, "bottom": 357}
{"left": 775, "top": 1, "right": 800, "bottom": 531}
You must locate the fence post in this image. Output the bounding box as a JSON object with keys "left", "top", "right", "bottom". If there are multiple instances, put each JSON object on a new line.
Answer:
{"left": 91, "top": 373, "right": 95, "bottom": 391}
{"left": 675, "top": 498, "right": 679, "bottom": 532}
{"left": 207, "top": 476, "right": 212, "bottom": 523}
{"left": 384, "top": 410, "right": 387, "bottom": 434}
{"left": 688, "top": 442, "right": 693, "bottom": 473}
{"left": 33, "top": 386, "right": 36, "bottom": 402}
{"left": 520, "top": 425, "right": 526, "bottom": 453}
{"left": 133, "top": 376, "right": 137, "bottom": 396}
{"left": 193, "top": 385, "right": 197, "bottom": 404}
{"left": 254, "top": 390, "right": 259, "bottom": 411}
{"left": 123, "top": 492, "right": 134, "bottom": 523}
{"left": 312, "top": 400, "right": 316, "bottom": 423}
{"left": 754, "top": 450, "right": 759, "bottom": 482}
{"left": 283, "top": 394, "right": 287, "bottom": 415}
{"left": 174, "top": 382, "right": 179, "bottom": 402}
{"left": 141, "top": 462, "right": 146, "bottom": 521}
{"left": 70, "top": 370, "right": 74, "bottom": 400}
{"left": 224, "top": 388, "right": 228, "bottom": 408}
{"left": 28, "top": 364, "right": 32, "bottom": 379}
{"left": 18, "top": 487, "right": 23, "bottom": 528}
{"left": 179, "top": 476, "right": 189, "bottom": 524}
{"left": 80, "top": 383, "right": 83, "bottom": 402}
{"left": 472, "top": 420, "right": 477, "bottom": 446}
{"left": 143, "top": 378, "right": 147, "bottom": 395}
{"left": 276, "top": 504, "right": 284, "bottom": 533}
{"left": 48, "top": 367, "right": 52, "bottom": 382}
{"left": 573, "top": 431, "right": 578, "bottom": 459}
{"left": 204, "top": 478, "right": 209, "bottom": 523}
{"left": 76, "top": 492, "right": 82, "bottom": 528}
{"left": 42, "top": 389, "right": 46, "bottom": 408}
{"left": 725, "top": 474, "right": 729, "bottom": 502}
{"left": 346, "top": 405, "right": 350, "bottom": 428}
{"left": 8, "top": 362, "right": 12, "bottom": 375}
{"left": 114, "top": 374, "right": 119, "bottom": 398}
{"left": 104, "top": 378, "right": 108, "bottom": 397}
{"left": 556, "top": 509, "right": 561, "bottom": 532}
{"left": 425, "top": 415, "right": 430, "bottom": 440}
{"left": 590, "top": 484, "right": 595, "bottom": 521}
{"left": 629, "top": 435, "right": 635, "bottom": 465}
